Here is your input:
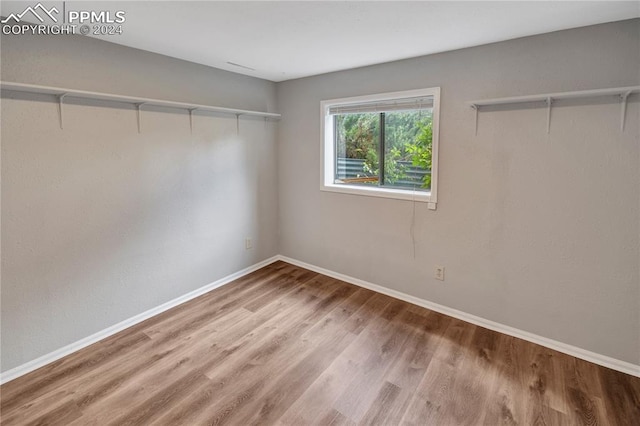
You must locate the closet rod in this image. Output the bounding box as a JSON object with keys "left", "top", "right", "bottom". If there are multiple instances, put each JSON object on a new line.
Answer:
{"left": 0, "top": 81, "right": 281, "bottom": 119}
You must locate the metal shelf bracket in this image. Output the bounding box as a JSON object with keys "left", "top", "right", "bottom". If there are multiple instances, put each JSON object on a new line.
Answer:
{"left": 188, "top": 108, "right": 197, "bottom": 134}
{"left": 57, "top": 93, "right": 67, "bottom": 129}
{"left": 135, "top": 103, "right": 145, "bottom": 133}
{"left": 471, "top": 104, "right": 479, "bottom": 136}
{"left": 620, "top": 91, "right": 631, "bottom": 131}
{"left": 546, "top": 97, "right": 553, "bottom": 134}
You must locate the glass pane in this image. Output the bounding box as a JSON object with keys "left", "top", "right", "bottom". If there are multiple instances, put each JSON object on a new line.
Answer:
{"left": 383, "top": 110, "right": 433, "bottom": 191}
{"left": 334, "top": 113, "right": 380, "bottom": 186}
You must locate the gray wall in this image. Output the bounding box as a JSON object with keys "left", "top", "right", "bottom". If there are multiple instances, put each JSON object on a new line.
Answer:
{"left": 276, "top": 20, "right": 640, "bottom": 364}
{"left": 1, "top": 32, "right": 279, "bottom": 371}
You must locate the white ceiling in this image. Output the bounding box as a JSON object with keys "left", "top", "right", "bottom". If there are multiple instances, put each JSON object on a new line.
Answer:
{"left": 2, "top": 1, "right": 639, "bottom": 82}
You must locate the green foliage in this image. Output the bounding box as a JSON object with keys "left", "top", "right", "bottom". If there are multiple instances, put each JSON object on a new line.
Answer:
{"left": 336, "top": 110, "right": 432, "bottom": 189}
{"left": 363, "top": 146, "right": 407, "bottom": 185}
{"left": 384, "top": 112, "right": 423, "bottom": 151}
{"left": 336, "top": 114, "right": 378, "bottom": 160}
{"left": 362, "top": 148, "right": 378, "bottom": 177}
{"left": 383, "top": 147, "right": 407, "bottom": 184}
{"left": 406, "top": 119, "right": 433, "bottom": 189}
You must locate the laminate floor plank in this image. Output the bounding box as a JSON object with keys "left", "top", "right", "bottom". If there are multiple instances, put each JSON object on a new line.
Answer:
{"left": 480, "top": 334, "right": 529, "bottom": 426}
{"left": 198, "top": 288, "right": 361, "bottom": 424}
{"left": 317, "top": 409, "right": 356, "bottom": 426}
{"left": 385, "top": 310, "right": 451, "bottom": 391}
{"left": 276, "top": 350, "right": 359, "bottom": 426}
{"left": 223, "top": 316, "right": 357, "bottom": 425}
{"left": 75, "top": 298, "right": 312, "bottom": 423}
{"left": 438, "top": 326, "right": 502, "bottom": 426}
{"left": 0, "top": 389, "right": 78, "bottom": 426}
{"left": 333, "top": 302, "right": 414, "bottom": 423}
{"left": 153, "top": 279, "right": 354, "bottom": 425}
{"left": 62, "top": 307, "right": 257, "bottom": 423}
{"left": 0, "top": 330, "right": 152, "bottom": 416}
{"left": 272, "top": 289, "right": 379, "bottom": 426}
{"left": 400, "top": 317, "right": 478, "bottom": 423}
{"left": 343, "top": 293, "right": 395, "bottom": 335}
{"left": 139, "top": 263, "right": 286, "bottom": 337}
{"left": 599, "top": 367, "right": 640, "bottom": 425}
{"left": 358, "top": 381, "right": 403, "bottom": 426}
{"left": 2, "top": 261, "right": 638, "bottom": 425}
{"left": 143, "top": 267, "right": 312, "bottom": 343}
{"left": 521, "top": 343, "right": 568, "bottom": 425}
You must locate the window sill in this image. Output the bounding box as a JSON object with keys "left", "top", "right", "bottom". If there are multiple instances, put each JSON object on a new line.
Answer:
{"left": 321, "top": 183, "right": 437, "bottom": 209}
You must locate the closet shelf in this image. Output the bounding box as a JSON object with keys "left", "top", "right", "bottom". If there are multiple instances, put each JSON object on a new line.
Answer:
{"left": 468, "top": 86, "right": 639, "bottom": 108}
{"left": 468, "top": 86, "right": 639, "bottom": 134}
{"left": 0, "top": 81, "right": 281, "bottom": 119}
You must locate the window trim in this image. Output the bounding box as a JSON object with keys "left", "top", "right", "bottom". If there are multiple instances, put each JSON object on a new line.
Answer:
{"left": 320, "top": 87, "right": 440, "bottom": 209}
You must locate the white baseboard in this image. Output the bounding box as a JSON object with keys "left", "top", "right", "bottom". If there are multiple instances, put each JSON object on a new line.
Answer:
{"left": 3, "top": 254, "right": 638, "bottom": 384}
{"left": 276, "top": 255, "right": 640, "bottom": 378}
{"left": 0, "top": 256, "right": 280, "bottom": 385}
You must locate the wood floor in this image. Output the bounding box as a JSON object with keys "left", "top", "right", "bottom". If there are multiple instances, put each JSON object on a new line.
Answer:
{"left": 1, "top": 261, "right": 639, "bottom": 425}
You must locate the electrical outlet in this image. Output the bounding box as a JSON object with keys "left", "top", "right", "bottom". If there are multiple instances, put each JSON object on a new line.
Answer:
{"left": 435, "top": 265, "right": 445, "bottom": 281}
{"left": 245, "top": 238, "right": 252, "bottom": 250}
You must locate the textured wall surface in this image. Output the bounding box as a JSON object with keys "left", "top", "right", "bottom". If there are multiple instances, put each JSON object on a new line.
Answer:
{"left": 276, "top": 20, "right": 640, "bottom": 364}
{"left": 1, "top": 32, "right": 279, "bottom": 371}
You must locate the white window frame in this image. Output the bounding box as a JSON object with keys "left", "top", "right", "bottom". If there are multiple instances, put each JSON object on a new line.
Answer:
{"left": 320, "top": 87, "right": 440, "bottom": 209}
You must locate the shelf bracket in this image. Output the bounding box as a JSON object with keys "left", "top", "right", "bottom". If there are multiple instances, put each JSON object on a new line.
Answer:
{"left": 57, "top": 93, "right": 67, "bottom": 129}
{"left": 471, "top": 104, "right": 479, "bottom": 136}
{"left": 188, "top": 108, "right": 197, "bottom": 134}
{"left": 620, "top": 91, "right": 631, "bottom": 131}
{"left": 236, "top": 114, "right": 240, "bottom": 136}
{"left": 546, "top": 97, "right": 553, "bottom": 134}
{"left": 135, "top": 103, "right": 145, "bottom": 133}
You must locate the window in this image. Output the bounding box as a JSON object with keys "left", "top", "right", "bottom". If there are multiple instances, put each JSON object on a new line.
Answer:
{"left": 321, "top": 88, "right": 440, "bottom": 209}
